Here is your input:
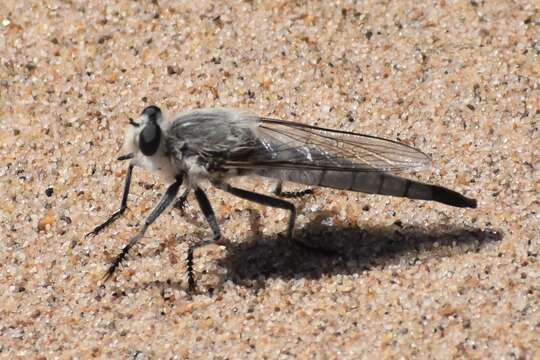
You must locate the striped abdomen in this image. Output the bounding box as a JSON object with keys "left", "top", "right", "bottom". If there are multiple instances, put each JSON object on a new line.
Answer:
{"left": 258, "top": 169, "right": 477, "bottom": 208}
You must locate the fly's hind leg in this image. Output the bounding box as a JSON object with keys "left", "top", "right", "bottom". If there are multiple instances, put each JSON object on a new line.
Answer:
{"left": 213, "top": 180, "right": 296, "bottom": 239}
{"left": 213, "top": 181, "right": 337, "bottom": 257}
{"left": 273, "top": 181, "right": 314, "bottom": 199}
{"left": 212, "top": 180, "right": 331, "bottom": 255}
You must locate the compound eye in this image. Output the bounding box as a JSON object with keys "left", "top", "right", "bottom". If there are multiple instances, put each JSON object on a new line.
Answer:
{"left": 141, "top": 105, "right": 162, "bottom": 123}
{"left": 139, "top": 121, "right": 161, "bottom": 156}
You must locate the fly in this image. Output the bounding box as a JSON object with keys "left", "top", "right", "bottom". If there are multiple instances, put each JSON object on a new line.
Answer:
{"left": 87, "top": 106, "right": 477, "bottom": 291}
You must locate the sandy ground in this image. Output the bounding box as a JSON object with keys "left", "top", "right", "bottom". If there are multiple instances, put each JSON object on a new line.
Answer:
{"left": 1, "top": 0, "right": 539, "bottom": 358}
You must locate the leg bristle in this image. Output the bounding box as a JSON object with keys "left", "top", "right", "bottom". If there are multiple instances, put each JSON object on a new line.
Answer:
{"left": 102, "top": 245, "right": 130, "bottom": 282}
{"left": 186, "top": 245, "right": 195, "bottom": 293}
{"left": 278, "top": 188, "right": 314, "bottom": 199}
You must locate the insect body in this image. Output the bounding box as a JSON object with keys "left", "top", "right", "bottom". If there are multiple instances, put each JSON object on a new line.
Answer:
{"left": 88, "top": 106, "right": 477, "bottom": 288}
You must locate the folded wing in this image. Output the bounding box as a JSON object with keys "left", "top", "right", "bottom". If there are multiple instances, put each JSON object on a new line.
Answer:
{"left": 223, "top": 117, "right": 431, "bottom": 173}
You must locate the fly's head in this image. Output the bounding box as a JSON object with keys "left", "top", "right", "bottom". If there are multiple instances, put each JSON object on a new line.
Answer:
{"left": 121, "top": 105, "right": 165, "bottom": 160}
{"left": 120, "top": 106, "right": 179, "bottom": 182}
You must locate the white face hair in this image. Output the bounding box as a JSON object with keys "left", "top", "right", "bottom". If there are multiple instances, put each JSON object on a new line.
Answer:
{"left": 121, "top": 106, "right": 178, "bottom": 182}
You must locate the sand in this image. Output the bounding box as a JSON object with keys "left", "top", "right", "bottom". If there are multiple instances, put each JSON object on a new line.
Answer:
{"left": 1, "top": 0, "right": 539, "bottom": 358}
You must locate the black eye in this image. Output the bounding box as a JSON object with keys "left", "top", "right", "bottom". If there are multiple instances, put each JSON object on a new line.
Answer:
{"left": 141, "top": 105, "right": 162, "bottom": 123}
{"left": 139, "top": 121, "right": 161, "bottom": 156}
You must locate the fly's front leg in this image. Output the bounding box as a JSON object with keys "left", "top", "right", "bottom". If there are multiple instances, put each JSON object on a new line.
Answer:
{"left": 86, "top": 164, "right": 134, "bottom": 238}
{"left": 273, "top": 181, "right": 314, "bottom": 199}
{"left": 103, "top": 178, "right": 182, "bottom": 281}
{"left": 213, "top": 180, "right": 296, "bottom": 239}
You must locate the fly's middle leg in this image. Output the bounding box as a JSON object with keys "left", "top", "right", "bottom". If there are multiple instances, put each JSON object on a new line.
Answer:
{"left": 273, "top": 181, "right": 314, "bottom": 199}
{"left": 173, "top": 188, "right": 190, "bottom": 214}
{"left": 193, "top": 187, "right": 221, "bottom": 241}
{"left": 184, "top": 186, "right": 223, "bottom": 293}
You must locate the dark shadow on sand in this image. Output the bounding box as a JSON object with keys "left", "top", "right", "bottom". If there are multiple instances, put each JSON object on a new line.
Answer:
{"left": 218, "top": 212, "right": 502, "bottom": 289}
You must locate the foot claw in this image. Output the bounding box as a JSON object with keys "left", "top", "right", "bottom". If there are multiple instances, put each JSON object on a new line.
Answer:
{"left": 86, "top": 210, "right": 125, "bottom": 239}
{"left": 86, "top": 226, "right": 104, "bottom": 238}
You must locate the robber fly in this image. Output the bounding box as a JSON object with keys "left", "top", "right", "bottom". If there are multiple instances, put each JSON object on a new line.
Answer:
{"left": 87, "top": 106, "right": 477, "bottom": 289}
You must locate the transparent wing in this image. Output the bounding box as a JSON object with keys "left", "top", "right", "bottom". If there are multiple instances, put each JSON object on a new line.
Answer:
{"left": 222, "top": 118, "right": 431, "bottom": 173}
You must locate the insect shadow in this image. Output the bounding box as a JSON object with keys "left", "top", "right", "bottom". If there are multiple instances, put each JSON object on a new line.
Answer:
{"left": 219, "top": 210, "right": 503, "bottom": 289}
